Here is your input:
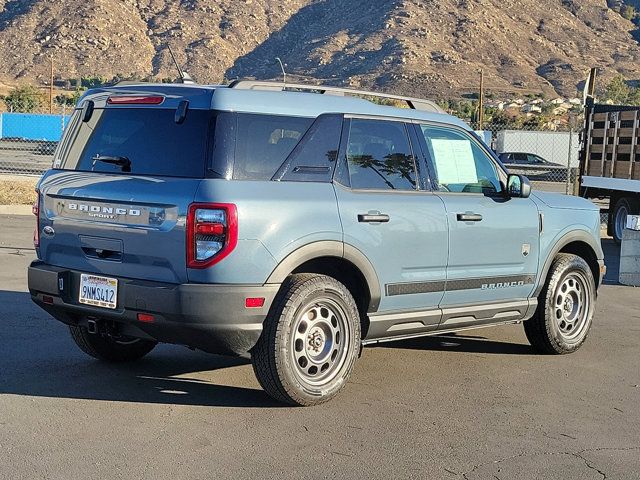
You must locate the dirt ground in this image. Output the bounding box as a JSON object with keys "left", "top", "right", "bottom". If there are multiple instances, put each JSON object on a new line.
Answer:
{"left": 0, "top": 176, "right": 38, "bottom": 205}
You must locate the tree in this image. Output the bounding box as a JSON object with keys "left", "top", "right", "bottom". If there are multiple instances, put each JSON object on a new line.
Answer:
{"left": 628, "top": 86, "right": 640, "bottom": 106}
{"left": 621, "top": 5, "right": 637, "bottom": 21}
{"left": 604, "top": 75, "right": 630, "bottom": 104}
{"left": 2, "top": 85, "right": 45, "bottom": 113}
{"left": 80, "top": 76, "right": 107, "bottom": 89}
{"left": 55, "top": 86, "right": 86, "bottom": 107}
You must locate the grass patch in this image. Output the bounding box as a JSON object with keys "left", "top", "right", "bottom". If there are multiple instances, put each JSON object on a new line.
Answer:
{"left": 0, "top": 178, "right": 37, "bottom": 205}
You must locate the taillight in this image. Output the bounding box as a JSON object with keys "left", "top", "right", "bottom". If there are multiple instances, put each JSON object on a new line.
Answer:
{"left": 186, "top": 203, "right": 238, "bottom": 268}
{"left": 33, "top": 189, "right": 41, "bottom": 247}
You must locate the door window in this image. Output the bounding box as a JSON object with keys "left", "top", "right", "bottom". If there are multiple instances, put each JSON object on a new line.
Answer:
{"left": 420, "top": 125, "right": 503, "bottom": 194}
{"left": 527, "top": 154, "right": 545, "bottom": 164}
{"left": 346, "top": 119, "right": 417, "bottom": 191}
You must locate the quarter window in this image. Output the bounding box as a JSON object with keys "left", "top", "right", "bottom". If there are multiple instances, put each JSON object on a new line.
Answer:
{"left": 274, "top": 114, "right": 342, "bottom": 182}
{"left": 232, "top": 114, "right": 313, "bottom": 180}
{"left": 420, "top": 125, "right": 502, "bottom": 194}
{"left": 346, "top": 119, "right": 417, "bottom": 191}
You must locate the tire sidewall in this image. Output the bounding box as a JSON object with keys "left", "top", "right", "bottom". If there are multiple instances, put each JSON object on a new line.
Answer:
{"left": 543, "top": 256, "right": 596, "bottom": 353}
{"left": 613, "top": 198, "right": 631, "bottom": 244}
{"left": 275, "top": 278, "right": 361, "bottom": 405}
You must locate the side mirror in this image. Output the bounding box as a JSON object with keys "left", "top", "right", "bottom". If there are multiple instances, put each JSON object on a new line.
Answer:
{"left": 507, "top": 174, "right": 531, "bottom": 198}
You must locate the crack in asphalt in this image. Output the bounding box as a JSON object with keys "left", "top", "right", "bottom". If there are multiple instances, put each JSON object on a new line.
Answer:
{"left": 572, "top": 451, "right": 607, "bottom": 480}
{"left": 458, "top": 446, "right": 640, "bottom": 479}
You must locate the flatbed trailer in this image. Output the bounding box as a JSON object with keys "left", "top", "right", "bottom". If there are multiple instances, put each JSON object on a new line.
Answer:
{"left": 580, "top": 102, "right": 640, "bottom": 243}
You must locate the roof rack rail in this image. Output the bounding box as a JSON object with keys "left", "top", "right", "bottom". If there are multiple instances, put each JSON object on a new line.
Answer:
{"left": 227, "top": 80, "right": 445, "bottom": 114}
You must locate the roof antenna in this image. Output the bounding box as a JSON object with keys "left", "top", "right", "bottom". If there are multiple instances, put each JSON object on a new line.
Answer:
{"left": 167, "top": 45, "right": 194, "bottom": 84}
{"left": 276, "top": 57, "right": 287, "bottom": 87}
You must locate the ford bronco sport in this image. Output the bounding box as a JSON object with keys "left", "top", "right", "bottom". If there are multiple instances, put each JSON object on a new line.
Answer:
{"left": 28, "top": 80, "right": 605, "bottom": 406}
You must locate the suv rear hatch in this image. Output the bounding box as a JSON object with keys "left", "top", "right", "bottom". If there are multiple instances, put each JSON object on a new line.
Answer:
{"left": 37, "top": 86, "right": 215, "bottom": 284}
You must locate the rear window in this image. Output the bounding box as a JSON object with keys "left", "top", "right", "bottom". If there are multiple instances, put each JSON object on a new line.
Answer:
{"left": 56, "top": 108, "right": 211, "bottom": 178}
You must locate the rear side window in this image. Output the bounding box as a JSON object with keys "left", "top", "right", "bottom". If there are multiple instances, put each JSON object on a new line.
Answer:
{"left": 58, "top": 108, "right": 211, "bottom": 178}
{"left": 346, "top": 119, "right": 417, "bottom": 191}
{"left": 232, "top": 114, "right": 313, "bottom": 180}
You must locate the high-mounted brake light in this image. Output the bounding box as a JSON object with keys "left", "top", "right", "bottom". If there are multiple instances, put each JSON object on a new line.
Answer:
{"left": 106, "top": 95, "right": 164, "bottom": 105}
{"left": 33, "top": 189, "right": 41, "bottom": 247}
{"left": 186, "top": 203, "right": 238, "bottom": 269}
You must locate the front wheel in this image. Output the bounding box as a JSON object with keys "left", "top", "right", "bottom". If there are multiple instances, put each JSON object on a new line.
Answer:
{"left": 251, "top": 274, "right": 361, "bottom": 406}
{"left": 524, "top": 253, "right": 596, "bottom": 354}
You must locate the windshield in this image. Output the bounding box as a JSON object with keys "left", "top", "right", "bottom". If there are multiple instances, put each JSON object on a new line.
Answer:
{"left": 56, "top": 108, "right": 212, "bottom": 178}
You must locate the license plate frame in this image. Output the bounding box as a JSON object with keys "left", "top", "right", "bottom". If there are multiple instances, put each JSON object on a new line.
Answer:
{"left": 78, "top": 273, "right": 118, "bottom": 309}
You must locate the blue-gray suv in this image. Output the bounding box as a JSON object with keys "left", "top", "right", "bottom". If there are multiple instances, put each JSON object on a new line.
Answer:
{"left": 28, "top": 80, "right": 605, "bottom": 406}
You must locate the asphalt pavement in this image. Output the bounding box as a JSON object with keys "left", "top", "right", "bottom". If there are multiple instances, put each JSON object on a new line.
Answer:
{"left": 0, "top": 215, "right": 638, "bottom": 480}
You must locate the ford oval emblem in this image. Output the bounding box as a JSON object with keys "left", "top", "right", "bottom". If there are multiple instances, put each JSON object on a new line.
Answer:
{"left": 43, "top": 225, "right": 55, "bottom": 237}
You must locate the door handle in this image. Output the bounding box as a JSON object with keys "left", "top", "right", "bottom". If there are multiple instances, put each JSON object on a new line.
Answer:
{"left": 456, "top": 212, "right": 483, "bottom": 222}
{"left": 358, "top": 213, "right": 390, "bottom": 223}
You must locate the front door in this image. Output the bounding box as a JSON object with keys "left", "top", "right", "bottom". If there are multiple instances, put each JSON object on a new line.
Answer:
{"left": 334, "top": 118, "right": 448, "bottom": 337}
{"left": 416, "top": 123, "right": 540, "bottom": 327}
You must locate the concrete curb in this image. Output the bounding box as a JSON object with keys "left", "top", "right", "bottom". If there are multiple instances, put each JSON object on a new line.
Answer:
{"left": 0, "top": 205, "right": 33, "bottom": 216}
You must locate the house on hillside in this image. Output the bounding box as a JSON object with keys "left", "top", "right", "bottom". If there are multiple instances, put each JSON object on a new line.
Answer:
{"left": 522, "top": 104, "right": 542, "bottom": 113}
{"left": 553, "top": 106, "right": 569, "bottom": 116}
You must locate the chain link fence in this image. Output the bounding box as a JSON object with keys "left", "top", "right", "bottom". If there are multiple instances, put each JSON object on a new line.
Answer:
{"left": 473, "top": 121, "right": 610, "bottom": 227}
{"left": 0, "top": 96, "right": 71, "bottom": 175}
{"left": 472, "top": 122, "right": 581, "bottom": 195}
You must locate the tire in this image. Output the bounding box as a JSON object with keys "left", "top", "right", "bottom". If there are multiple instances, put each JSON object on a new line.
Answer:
{"left": 251, "top": 274, "right": 361, "bottom": 406}
{"left": 524, "top": 253, "right": 596, "bottom": 354}
{"left": 611, "top": 197, "right": 639, "bottom": 245}
{"left": 69, "top": 325, "right": 157, "bottom": 362}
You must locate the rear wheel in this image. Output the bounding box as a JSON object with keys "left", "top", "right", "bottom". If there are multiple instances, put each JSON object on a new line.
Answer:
{"left": 611, "top": 197, "right": 639, "bottom": 244}
{"left": 251, "top": 274, "right": 361, "bottom": 406}
{"left": 69, "top": 325, "right": 157, "bottom": 362}
{"left": 524, "top": 254, "right": 595, "bottom": 354}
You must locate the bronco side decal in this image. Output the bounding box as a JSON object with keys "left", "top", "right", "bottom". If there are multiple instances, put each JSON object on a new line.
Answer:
{"left": 385, "top": 275, "right": 535, "bottom": 296}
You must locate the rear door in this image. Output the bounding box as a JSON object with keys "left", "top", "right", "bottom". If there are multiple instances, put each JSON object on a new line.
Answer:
{"left": 334, "top": 117, "right": 448, "bottom": 334}
{"left": 38, "top": 99, "right": 212, "bottom": 284}
{"left": 415, "top": 123, "right": 540, "bottom": 327}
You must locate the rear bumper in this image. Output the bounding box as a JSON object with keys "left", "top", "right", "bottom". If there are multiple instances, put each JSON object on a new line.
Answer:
{"left": 28, "top": 261, "right": 279, "bottom": 357}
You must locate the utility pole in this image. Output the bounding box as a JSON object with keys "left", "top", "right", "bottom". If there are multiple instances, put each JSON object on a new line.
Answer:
{"left": 478, "top": 69, "right": 485, "bottom": 130}
{"left": 587, "top": 67, "right": 597, "bottom": 98}
{"left": 49, "top": 57, "right": 54, "bottom": 114}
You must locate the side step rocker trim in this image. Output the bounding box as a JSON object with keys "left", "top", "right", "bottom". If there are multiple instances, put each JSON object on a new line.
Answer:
{"left": 362, "top": 319, "right": 525, "bottom": 346}
{"left": 362, "top": 298, "right": 538, "bottom": 346}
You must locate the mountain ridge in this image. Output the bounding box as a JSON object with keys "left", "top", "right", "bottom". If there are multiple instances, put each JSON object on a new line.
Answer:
{"left": 0, "top": 0, "right": 638, "bottom": 98}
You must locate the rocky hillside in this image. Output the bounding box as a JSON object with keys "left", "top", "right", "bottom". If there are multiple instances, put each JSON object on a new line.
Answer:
{"left": 0, "top": 0, "right": 638, "bottom": 98}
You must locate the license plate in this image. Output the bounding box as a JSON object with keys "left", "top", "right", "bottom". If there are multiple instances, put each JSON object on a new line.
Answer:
{"left": 79, "top": 274, "right": 118, "bottom": 309}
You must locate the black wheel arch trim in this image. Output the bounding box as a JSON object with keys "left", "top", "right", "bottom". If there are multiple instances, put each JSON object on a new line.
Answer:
{"left": 533, "top": 230, "right": 603, "bottom": 297}
{"left": 264, "top": 241, "right": 382, "bottom": 312}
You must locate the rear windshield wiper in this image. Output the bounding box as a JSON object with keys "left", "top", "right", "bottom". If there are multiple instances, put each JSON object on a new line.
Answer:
{"left": 92, "top": 155, "right": 131, "bottom": 172}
